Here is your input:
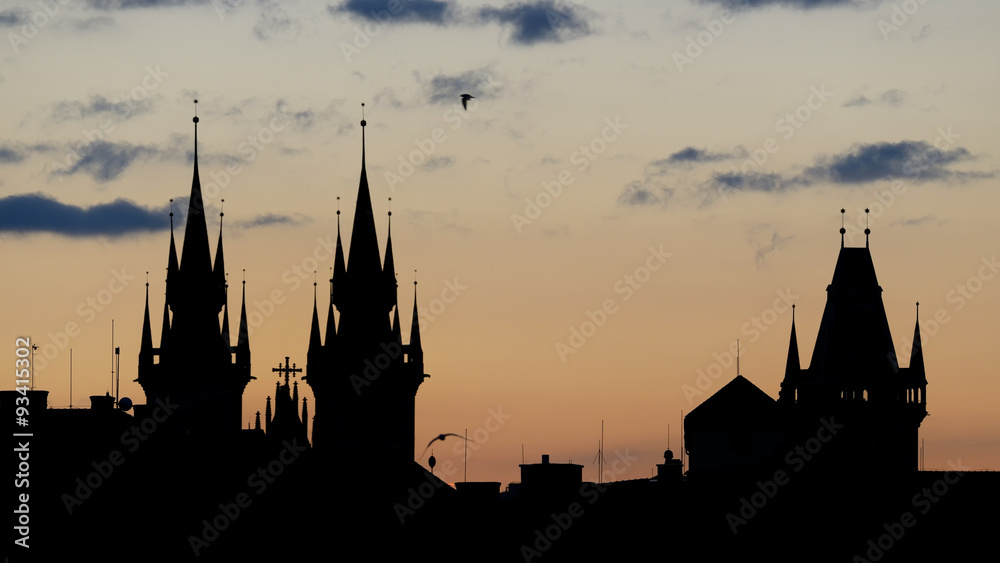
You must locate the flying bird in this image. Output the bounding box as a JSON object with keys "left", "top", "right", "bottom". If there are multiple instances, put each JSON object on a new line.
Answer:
{"left": 460, "top": 94, "right": 474, "bottom": 110}
{"left": 421, "top": 433, "right": 467, "bottom": 458}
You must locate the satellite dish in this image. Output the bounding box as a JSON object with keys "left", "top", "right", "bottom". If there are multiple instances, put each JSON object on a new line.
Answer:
{"left": 118, "top": 397, "right": 133, "bottom": 412}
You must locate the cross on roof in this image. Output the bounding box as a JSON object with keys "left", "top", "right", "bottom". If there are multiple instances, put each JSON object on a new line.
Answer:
{"left": 272, "top": 356, "right": 302, "bottom": 386}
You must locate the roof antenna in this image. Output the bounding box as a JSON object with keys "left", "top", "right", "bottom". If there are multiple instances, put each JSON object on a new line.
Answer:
{"left": 864, "top": 208, "right": 871, "bottom": 248}
{"left": 736, "top": 338, "right": 740, "bottom": 376}
{"left": 840, "top": 208, "right": 846, "bottom": 248}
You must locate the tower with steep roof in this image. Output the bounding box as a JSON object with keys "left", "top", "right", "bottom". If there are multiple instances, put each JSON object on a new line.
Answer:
{"left": 137, "top": 105, "right": 254, "bottom": 437}
{"left": 304, "top": 111, "right": 428, "bottom": 464}
{"left": 777, "top": 210, "right": 927, "bottom": 471}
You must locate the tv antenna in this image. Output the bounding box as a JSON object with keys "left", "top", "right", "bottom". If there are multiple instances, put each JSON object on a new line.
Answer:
{"left": 592, "top": 420, "right": 607, "bottom": 484}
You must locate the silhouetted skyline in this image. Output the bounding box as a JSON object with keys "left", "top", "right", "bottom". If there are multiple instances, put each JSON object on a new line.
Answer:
{"left": 3, "top": 0, "right": 1000, "bottom": 494}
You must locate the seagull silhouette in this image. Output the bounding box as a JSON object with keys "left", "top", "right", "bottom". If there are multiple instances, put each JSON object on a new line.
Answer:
{"left": 421, "top": 433, "right": 467, "bottom": 458}
{"left": 460, "top": 94, "right": 474, "bottom": 110}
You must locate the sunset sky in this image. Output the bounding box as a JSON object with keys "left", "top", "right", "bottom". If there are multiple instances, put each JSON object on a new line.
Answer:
{"left": 2, "top": 0, "right": 998, "bottom": 488}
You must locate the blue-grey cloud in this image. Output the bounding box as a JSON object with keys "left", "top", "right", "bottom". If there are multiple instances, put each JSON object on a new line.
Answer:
{"left": 0, "top": 10, "right": 27, "bottom": 26}
{"left": 329, "top": 0, "right": 455, "bottom": 24}
{"left": 711, "top": 171, "right": 792, "bottom": 194}
{"left": 419, "top": 68, "right": 497, "bottom": 105}
{"left": 804, "top": 141, "right": 972, "bottom": 183}
{"left": 52, "top": 140, "right": 159, "bottom": 183}
{"left": 0, "top": 146, "right": 25, "bottom": 164}
{"left": 618, "top": 181, "right": 672, "bottom": 207}
{"left": 478, "top": 1, "right": 593, "bottom": 45}
{"left": 253, "top": 1, "right": 301, "bottom": 41}
{"left": 50, "top": 94, "right": 153, "bottom": 122}
{"left": 0, "top": 193, "right": 173, "bottom": 237}
{"left": 84, "top": 0, "right": 204, "bottom": 8}
{"left": 233, "top": 213, "right": 308, "bottom": 229}
{"left": 424, "top": 156, "right": 453, "bottom": 171}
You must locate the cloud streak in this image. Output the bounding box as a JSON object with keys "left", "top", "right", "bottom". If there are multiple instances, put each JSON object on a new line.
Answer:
{"left": 0, "top": 193, "right": 172, "bottom": 237}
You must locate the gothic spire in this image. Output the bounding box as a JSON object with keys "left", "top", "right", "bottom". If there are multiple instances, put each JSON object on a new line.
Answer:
{"left": 331, "top": 197, "right": 347, "bottom": 308}
{"left": 409, "top": 279, "right": 423, "bottom": 362}
{"left": 140, "top": 279, "right": 153, "bottom": 364}
{"left": 237, "top": 276, "right": 250, "bottom": 364}
{"left": 179, "top": 100, "right": 213, "bottom": 280}
{"left": 213, "top": 202, "right": 227, "bottom": 309}
{"left": 910, "top": 302, "right": 925, "bottom": 377}
{"left": 159, "top": 295, "right": 171, "bottom": 353}
{"left": 783, "top": 304, "right": 800, "bottom": 397}
{"left": 345, "top": 105, "right": 384, "bottom": 308}
{"left": 309, "top": 282, "right": 322, "bottom": 355}
{"left": 166, "top": 200, "right": 179, "bottom": 306}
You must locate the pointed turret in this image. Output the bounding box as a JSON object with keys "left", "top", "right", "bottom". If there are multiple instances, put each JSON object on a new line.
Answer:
{"left": 236, "top": 278, "right": 250, "bottom": 368}
{"left": 166, "top": 203, "right": 179, "bottom": 307}
{"left": 301, "top": 397, "right": 308, "bottom": 441}
{"left": 331, "top": 200, "right": 347, "bottom": 308}
{"left": 140, "top": 281, "right": 153, "bottom": 367}
{"left": 385, "top": 208, "right": 402, "bottom": 346}
{"left": 254, "top": 411, "right": 261, "bottom": 431}
{"left": 213, "top": 205, "right": 227, "bottom": 309}
{"left": 265, "top": 396, "right": 272, "bottom": 434}
{"left": 221, "top": 299, "right": 231, "bottom": 351}
{"left": 345, "top": 114, "right": 386, "bottom": 309}
{"left": 779, "top": 305, "right": 800, "bottom": 404}
{"left": 309, "top": 283, "right": 322, "bottom": 356}
{"left": 409, "top": 281, "right": 423, "bottom": 365}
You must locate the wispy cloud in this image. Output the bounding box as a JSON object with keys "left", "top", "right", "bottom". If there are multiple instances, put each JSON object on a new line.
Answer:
{"left": 697, "top": 0, "right": 875, "bottom": 10}
{"left": 843, "top": 88, "right": 906, "bottom": 108}
{"left": 51, "top": 140, "right": 160, "bottom": 183}
{"left": 330, "top": 0, "right": 456, "bottom": 25}
{"left": 747, "top": 225, "right": 793, "bottom": 269}
{"left": 477, "top": 1, "right": 594, "bottom": 45}
{"left": 418, "top": 68, "right": 498, "bottom": 105}
{"left": 49, "top": 94, "right": 153, "bottom": 122}
{"left": 804, "top": 140, "right": 974, "bottom": 183}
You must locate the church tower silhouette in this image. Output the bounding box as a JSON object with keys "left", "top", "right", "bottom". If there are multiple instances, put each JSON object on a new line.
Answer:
{"left": 304, "top": 112, "right": 428, "bottom": 464}
{"left": 778, "top": 210, "right": 928, "bottom": 472}
{"left": 137, "top": 106, "right": 253, "bottom": 437}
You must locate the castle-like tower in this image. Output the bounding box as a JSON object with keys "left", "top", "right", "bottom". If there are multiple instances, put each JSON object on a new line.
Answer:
{"left": 137, "top": 109, "right": 253, "bottom": 437}
{"left": 778, "top": 213, "right": 928, "bottom": 471}
{"left": 304, "top": 116, "right": 428, "bottom": 464}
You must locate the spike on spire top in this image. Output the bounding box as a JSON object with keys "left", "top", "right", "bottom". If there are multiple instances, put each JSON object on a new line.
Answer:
{"left": 193, "top": 99, "right": 199, "bottom": 164}
{"left": 360, "top": 102, "right": 366, "bottom": 166}
{"left": 840, "top": 208, "right": 846, "bottom": 248}
{"left": 865, "top": 208, "right": 871, "bottom": 248}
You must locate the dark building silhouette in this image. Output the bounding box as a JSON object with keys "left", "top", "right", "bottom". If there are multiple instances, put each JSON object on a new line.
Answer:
{"left": 686, "top": 217, "right": 929, "bottom": 475}
{"left": 136, "top": 113, "right": 253, "bottom": 438}
{"left": 304, "top": 118, "right": 428, "bottom": 465}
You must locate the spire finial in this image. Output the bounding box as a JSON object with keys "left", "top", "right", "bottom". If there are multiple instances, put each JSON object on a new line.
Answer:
{"left": 169, "top": 198, "right": 174, "bottom": 224}
{"left": 388, "top": 196, "right": 392, "bottom": 217}
{"left": 192, "top": 99, "right": 199, "bottom": 164}
{"left": 360, "top": 103, "right": 367, "bottom": 168}
{"left": 146, "top": 271, "right": 149, "bottom": 287}
{"left": 336, "top": 195, "right": 340, "bottom": 216}
{"left": 840, "top": 208, "right": 846, "bottom": 248}
{"left": 916, "top": 301, "right": 920, "bottom": 320}
{"left": 865, "top": 208, "right": 871, "bottom": 248}
{"left": 242, "top": 268, "right": 246, "bottom": 285}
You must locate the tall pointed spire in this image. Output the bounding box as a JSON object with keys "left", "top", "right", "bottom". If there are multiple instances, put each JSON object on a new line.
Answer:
{"left": 140, "top": 277, "right": 153, "bottom": 364}
{"left": 237, "top": 275, "right": 250, "bottom": 365}
{"left": 179, "top": 99, "right": 213, "bottom": 279}
{"left": 221, "top": 289, "right": 231, "bottom": 350}
{"left": 409, "top": 278, "right": 423, "bottom": 362}
{"left": 301, "top": 397, "right": 308, "bottom": 441}
{"left": 331, "top": 198, "right": 347, "bottom": 308}
{"left": 309, "top": 281, "right": 322, "bottom": 355}
{"left": 213, "top": 201, "right": 227, "bottom": 309}
{"left": 166, "top": 200, "right": 179, "bottom": 306}
{"left": 385, "top": 202, "right": 402, "bottom": 345}
{"left": 910, "top": 302, "right": 925, "bottom": 376}
{"left": 325, "top": 267, "right": 337, "bottom": 348}
{"left": 265, "top": 396, "right": 272, "bottom": 434}
{"left": 345, "top": 103, "right": 384, "bottom": 309}
{"left": 785, "top": 304, "right": 800, "bottom": 378}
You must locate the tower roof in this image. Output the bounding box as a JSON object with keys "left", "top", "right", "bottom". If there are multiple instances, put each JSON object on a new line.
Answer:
{"left": 807, "top": 244, "right": 898, "bottom": 383}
